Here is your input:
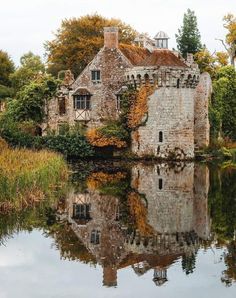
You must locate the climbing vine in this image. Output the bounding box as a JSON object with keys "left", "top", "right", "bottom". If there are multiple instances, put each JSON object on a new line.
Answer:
{"left": 128, "top": 191, "right": 154, "bottom": 236}
{"left": 86, "top": 121, "right": 128, "bottom": 148}
{"left": 127, "top": 83, "right": 154, "bottom": 129}
{"left": 87, "top": 171, "right": 127, "bottom": 190}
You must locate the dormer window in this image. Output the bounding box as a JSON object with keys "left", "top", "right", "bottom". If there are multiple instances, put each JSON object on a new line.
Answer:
{"left": 91, "top": 70, "right": 101, "bottom": 82}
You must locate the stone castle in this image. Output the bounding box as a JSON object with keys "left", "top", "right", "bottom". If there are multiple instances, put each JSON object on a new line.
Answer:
{"left": 45, "top": 27, "right": 212, "bottom": 159}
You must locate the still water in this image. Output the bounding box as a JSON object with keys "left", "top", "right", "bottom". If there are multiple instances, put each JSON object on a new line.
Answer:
{"left": 0, "top": 161, "right": 235, "bottom": 298}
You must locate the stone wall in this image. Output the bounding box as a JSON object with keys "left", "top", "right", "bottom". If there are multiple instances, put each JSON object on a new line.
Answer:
{"left": 126, "top": 65, "right": 212, "bottom": 159}
{"left": 46, "top": 31, "right": 132, "bottom": 132}
{"left": 130, "top": 162, "right": 210, "bottom": 240}
{"left": 71, "top": 46, "right": 132, "bottom": 128}
{"left": 45, "top": 85, "right": 75, "bottom": 134}
{"left": 194, "top": 72, "right": 212, "bottom": 149}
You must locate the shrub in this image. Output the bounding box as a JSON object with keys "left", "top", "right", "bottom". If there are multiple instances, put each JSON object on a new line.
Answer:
{"left": 42, "top": 133, "right": 94, "bottom": 158}
{"left": 0, "top": 119, "right": 94, "bottom": 158}
{"left": 87, "top": 127, "right": 127, "bottom": 148}
{"left": 86, "top": 121, "right": 129, "bottom": 149}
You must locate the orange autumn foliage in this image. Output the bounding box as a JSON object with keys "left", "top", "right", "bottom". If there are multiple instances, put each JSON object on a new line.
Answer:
{"left": 87, "top": 171, "right": 126, "bottom": 190}
{"left": 128, "top": 84, "right": 154, "bottom": 129}
{"left": 86, "top": 128, "right": 127, "bottom": 148}
{"left": 128, "top": 191, "right": 154, "bottom": 237}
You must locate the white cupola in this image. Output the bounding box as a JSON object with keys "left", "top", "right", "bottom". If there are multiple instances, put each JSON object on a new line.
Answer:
{"left": 154, "top": 31, "right": 169, "bottom": 49}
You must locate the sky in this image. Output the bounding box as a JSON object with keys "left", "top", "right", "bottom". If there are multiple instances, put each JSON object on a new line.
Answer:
{"left": 0, "top": 0, "right": 236, "bottom": 66}
{"left": 0, "top": 230, "right": 236, "bottom": 298}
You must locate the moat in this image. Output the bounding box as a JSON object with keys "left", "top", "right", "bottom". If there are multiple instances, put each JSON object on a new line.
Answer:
{"left": 0, "top": 160, "right": 235, "bottom": 298}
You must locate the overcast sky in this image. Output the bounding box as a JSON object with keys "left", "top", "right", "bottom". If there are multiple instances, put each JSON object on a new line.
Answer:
{"left": 0, "top": 0, "right": 236, "bottom": 66}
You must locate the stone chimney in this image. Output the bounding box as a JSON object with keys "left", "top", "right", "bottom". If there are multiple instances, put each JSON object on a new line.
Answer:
{"left": 103, "top": 265, "right": 117, "bottom": 287}
{"left": 104, "top": 27, "right": 119, "bottom": 49}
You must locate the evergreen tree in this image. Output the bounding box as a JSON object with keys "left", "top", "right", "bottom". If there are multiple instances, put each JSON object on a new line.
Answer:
{"left": 175, "top": 9, "right": 202, "bottom": 58}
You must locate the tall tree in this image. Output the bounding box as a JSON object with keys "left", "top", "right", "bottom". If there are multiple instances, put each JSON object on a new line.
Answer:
{"left": 216, "top": 14, "right": 236, "bottom": 67}
{"left": 10, "top": 52, "right": 45, "bottom": 92}
{"left": 45, "top": 14, "right": 137, "bottom": 77}
{"left": 175, "top": 9, "right": 202, "bottom": 58}
{"left": 210, "top": 66, "right": 236, "bottom": 140}
{"left": 0, "top": 50, "right": 15, "bottom": 86}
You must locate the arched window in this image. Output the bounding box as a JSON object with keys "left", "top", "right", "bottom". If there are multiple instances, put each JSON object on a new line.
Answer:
{"left": 144, "top": 73, "right": 149, "bottom": 84}
{"left": 159, "top": 131, "right": 163, "bottom": 142}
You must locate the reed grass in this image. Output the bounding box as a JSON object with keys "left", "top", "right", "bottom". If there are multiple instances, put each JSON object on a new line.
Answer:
{"left": 0, "top": 138, "right": 68, "bottom": 212}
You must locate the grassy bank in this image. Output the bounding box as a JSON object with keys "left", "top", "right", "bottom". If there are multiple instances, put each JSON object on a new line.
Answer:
{"left": 0, "top": 138, "right": 68, "bottom": 212}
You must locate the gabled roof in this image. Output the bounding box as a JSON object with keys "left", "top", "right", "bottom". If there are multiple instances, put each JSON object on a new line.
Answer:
{"left": 119, "top": 44, "right": 151, "bottom": 66}
{"left": 119, "top": 44, "right": 187, "bottom": 68}
{"left": 139, "top": 49, "right": 188, "bottom": 68}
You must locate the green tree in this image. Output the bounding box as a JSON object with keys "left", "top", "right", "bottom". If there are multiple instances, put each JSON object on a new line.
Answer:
{"left": 45, "top": 14, "right": 137, "bottom": 77}
{"left": 211, "top": 66, "right": 236, "bottom": 140}
{"left": 10, "top": 52, "right": 45, "bottom": 92}
{"left": 0, "top": 50, "right": 15, "bottom": 100}
{"left": 5, "top": 74, "right": 58, "bottom": 123}
{"left": 0, "top": 50, "right": 15, "bottom": 86}
{"left": 175, "top": 9, "right": 202, "bottom": 58}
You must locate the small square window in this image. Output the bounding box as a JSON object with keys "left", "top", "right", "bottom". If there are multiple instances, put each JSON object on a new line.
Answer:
{"left": 91, "top": 70, "right": 101, "bottom": 82}
{"left": 90, "top": 230, "right": 100, "bottom": 245}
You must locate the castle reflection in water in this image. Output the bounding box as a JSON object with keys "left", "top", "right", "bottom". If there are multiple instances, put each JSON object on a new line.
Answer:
{"left": 57, "top": 162, "right": 210, "bottom": 287}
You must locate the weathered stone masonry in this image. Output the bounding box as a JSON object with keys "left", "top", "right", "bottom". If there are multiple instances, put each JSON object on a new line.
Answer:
{"left": 45, "top": 27, "right": 211, "bottom": 159}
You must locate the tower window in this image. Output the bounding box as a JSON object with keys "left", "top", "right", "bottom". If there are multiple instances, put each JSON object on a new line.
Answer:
{"left": 159, "top": 131, "right": 163, "bottom": 142}
{"left": 91, "top": 70, "right": 101, "bottom": 82}
{"left": 177, "top": 79, "right": 180, "bottom": 89}
{"left": 158, "top": 178, "right": 163, "bottom": 190}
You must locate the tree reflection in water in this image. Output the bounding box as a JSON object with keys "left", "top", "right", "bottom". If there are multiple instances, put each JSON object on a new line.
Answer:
{"left": 0, "top": 161, "right": 235, "bottom": 288}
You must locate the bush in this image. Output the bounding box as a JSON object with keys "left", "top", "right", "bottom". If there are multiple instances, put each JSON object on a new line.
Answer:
{"left": 41, "top": 133, "right": 94, "bottom": 158}
{"left": 0, "top": 119, "right": 94, "bottom": 158}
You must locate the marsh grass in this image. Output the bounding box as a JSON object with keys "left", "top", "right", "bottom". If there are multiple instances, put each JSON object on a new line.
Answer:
{"left": 0, "top": 139, "right": 68, "bottom": 212}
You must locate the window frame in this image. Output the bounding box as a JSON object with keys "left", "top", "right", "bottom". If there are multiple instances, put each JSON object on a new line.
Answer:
{"left": 74, "top": 95, "right": 91, "bottom": 110}
{"left": 116, "top": 94, "right": 122, "bottom": 111}
{"left": 91, "top": 70, "right": 101, "bottom": 82}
